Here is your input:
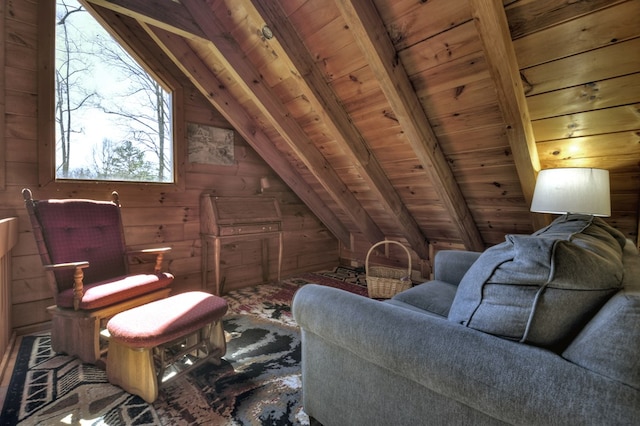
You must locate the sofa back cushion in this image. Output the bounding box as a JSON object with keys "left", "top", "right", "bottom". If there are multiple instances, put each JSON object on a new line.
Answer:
{"left": 448, "top": 215, "right": 625, "bottom": 350}
{"left": 561, "top": 241, "right": 640, "bottom": 390}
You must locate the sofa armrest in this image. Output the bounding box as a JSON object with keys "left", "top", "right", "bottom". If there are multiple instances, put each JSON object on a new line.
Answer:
{"left": 432, "top": 250, "right": 481, "bottom": 285}
{"left": 293, "top": 284, "right": 639, "bottom": 425}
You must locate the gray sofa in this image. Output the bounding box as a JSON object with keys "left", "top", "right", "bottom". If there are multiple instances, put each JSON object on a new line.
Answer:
{"left": 293, "top": 215, "right": 640, "bottom": 425}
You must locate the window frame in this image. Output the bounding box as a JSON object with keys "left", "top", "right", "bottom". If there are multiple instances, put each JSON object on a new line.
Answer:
{"left": 37, "top": 1, "right": 184, "bottom": 191}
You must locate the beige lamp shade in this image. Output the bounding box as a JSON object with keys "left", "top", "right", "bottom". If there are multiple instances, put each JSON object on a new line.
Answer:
{"left": 530, "top": 168, "right": 611, "bottom": 217}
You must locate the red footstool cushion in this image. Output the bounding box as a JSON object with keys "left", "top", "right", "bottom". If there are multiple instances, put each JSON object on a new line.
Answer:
{"left": 107, "top": 291, "right": 228, "bottom": 348}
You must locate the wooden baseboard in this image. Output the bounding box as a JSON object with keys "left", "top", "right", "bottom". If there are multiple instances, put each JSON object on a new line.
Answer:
{"left": 0, "top": 331, "right": 16, "bottom": 385}
{"left": 12, "top": 321, "right": 52, "bottom": 337}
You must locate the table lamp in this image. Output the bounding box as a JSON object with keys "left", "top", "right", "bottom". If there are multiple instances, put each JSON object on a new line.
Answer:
{"left": 530, "top": 168, "right": 610, "bottom": 217}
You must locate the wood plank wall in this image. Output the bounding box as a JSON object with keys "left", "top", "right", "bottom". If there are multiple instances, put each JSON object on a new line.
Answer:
{"left": 0, "top": 218, "right": 18, "bottom": 365}
{"left": 1, "top": 1, "right": 338, "bottom": 333}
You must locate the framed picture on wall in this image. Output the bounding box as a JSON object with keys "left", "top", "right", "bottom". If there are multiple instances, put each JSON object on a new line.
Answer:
{"left": 187, "top": 122, "right": 235, "bottom": 166}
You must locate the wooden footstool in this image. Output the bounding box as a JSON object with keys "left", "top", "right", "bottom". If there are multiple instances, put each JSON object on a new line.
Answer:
{"left": 106, "top": 291, "right": 228, "bottom": 403}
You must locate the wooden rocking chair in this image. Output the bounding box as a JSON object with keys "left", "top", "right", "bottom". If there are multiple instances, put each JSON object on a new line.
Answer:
{"left": 22, "top": 189, "right": 174, "bottom": 364}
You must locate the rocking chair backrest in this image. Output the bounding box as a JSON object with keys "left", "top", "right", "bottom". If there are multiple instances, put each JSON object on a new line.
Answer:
{"left": 23, "top": 190, "right": 128, "bottom": 293}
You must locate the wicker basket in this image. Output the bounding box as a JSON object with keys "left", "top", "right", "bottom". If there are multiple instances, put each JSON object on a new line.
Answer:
{"left": 365, "top": 240, "right": 412, "bottom": 299}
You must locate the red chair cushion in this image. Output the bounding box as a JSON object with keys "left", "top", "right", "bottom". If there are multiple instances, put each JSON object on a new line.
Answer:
{"left": 35, "top": 199, "right": 128, "bottom": 290}
{"left": 57, "top": 272, "right": 174, "bottom": 310}
{"left": 107, "top": 291, "right": 228, "bottom": 348}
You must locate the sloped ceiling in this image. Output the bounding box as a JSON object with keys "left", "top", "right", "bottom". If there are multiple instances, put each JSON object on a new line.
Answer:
{"left": 82, "top": 0, "right": 640, "bottom": 259}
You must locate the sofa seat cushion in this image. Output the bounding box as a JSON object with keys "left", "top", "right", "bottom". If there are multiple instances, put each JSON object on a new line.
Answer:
{"left": 562, "top": 240, "right": 640, "bottom": 390}
{"left": 57, "top": 272, "right": 174, "bottom": 310}
{"left": 391, "top": 281, "right": 457, "bottom": 317}
{"left": 448, "top": 214, "right": 625, "bottom": 350}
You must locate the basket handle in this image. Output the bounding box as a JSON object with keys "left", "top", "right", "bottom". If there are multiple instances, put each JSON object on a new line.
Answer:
{"left": 365, "top": 240, "right": 412, "bottom": 276}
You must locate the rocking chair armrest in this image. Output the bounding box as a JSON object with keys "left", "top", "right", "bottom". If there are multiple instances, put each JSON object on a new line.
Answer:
{"left": 128, "top": 247, "right": 172, "bottom": 255}
{"left": 43, "top": 261, "right": 90, "bottom": 271}
{"left": 43, "top": 261, "right": 89, "bottom": 311}
{"left": 127, "top": 247, "right": 172, "bottom": 273}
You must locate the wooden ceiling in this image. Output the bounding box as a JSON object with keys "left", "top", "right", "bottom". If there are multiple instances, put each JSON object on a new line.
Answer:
{"left": 82, "top": 0, "right": 640, "bottom": 259}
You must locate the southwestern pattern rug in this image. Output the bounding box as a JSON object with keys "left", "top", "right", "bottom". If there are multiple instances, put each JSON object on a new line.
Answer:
{"left": 0, "top": 267, "right": 368, "bottom": 425}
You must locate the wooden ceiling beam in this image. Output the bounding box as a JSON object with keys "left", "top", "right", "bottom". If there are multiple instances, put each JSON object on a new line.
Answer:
{"left": 180, "top": 0, "right": 385, "bottom": 245}
{"left": 335, "top": 0, "right": 485, "bottom": 252}
{"left": 247, "top": 0, "right": 430, "bottom": 260}
{"left": 144, "top": 26, "right": 352, "bottom": 247}
{"left": 82, "top": 3, "right": 181, "bottom": 88}
{"left": 468, "top": 0, "right": 549, "bottom": 231}
{"left": 83, "top": 0, "right": 205, "bottom": 39}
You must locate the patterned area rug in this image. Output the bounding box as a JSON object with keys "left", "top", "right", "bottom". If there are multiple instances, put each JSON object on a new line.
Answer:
{"left": 283, "top": 266, "right": 369, "bottom": 298}
{"left": 154, "top": 314, "right": 304, "bottom": 425}
{"left": 1, "top": 270, "right": 368, "bottom": 425}
{"left": 0, "top": 334, "right": 157, "bottom": 425}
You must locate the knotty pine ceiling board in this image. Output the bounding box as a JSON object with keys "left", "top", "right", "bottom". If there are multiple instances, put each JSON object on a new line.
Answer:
{"left": 346, "top": 109, "right": 402, "bottom": 141}
{"left": 376, "top": 0, "right": 472, "bottom": 51}
{"left": 430, "top": 103, "right": 505, "bottom": 137}
{"left": 532, "top": 105, "right": 640, "bottom": 142}
{"left": 381, "top": 158, "right": 432, "bottom": 180}
{"left": 361, "top": 143, "right": 418, "bottom": 163}
{"left": 289, "top": 103, "right": 325, "bottom": 129}
{"left": 285, "top": 95, "right": 319, "bottom": 122}
{"left": 392, "top": 177, "right": 440, "bottom": 196}
{"left": 527, "top": 74, "right": 640, "bottom": 121}
{"left": 332, "top": 67, "right": 382, "bottom": 105}
{"left": 397, "top": 21, "right": 481, "bottom": 74}
{"left": 304, "top": 16, "right": 353, "bottom": 60}
{"left": 453, "top": 161, "right": 525, "bottom": 189}
{"left": 345, "top": 118, "right": 406, "bottom": 153}
{"left": 446, "top": 147, "right": 516, "bottom": 172}
{"left": 505, "top": 0, "right": 629, "bottom": 41}
{"left": 537, "top": 132, "right": 640, "bottom": 171}
{"left": 454, "top": 174, "right": 526, "bottom": 203}
{"left": 284, "top": 0, "right": 341, "bottom": 41}
{"left": 410, "top": 51, "right": 491, "bottom": 99}
{"left": 318, "top": 41, "right": 369, "bottom": 83}
{"left": 342, "top": 86, "right": 389, "bottom": 119}
{"left": 473, "top": 222, "right": 533, "bottom": 243}
{"left": 436, "top": 134, "right": 521, "bottom": 191}
{"left": 512, "top": 1, "right": 640, "bottom": 69}
{"left": 271, "top": 76, "right": 306, "bottom": 105}
{"left": 437, "top": 125, "right": 510, "bottom": 154}
{"left": 521, "top": 39, "right": 640, "bottom": 97}
{"left": 421, "top": 77, "right": 499, "bottom": 120}
{"left": 541, "top": 154, "right": 640, "bottom": 174}
{"left": 467, "top": 206, "right": 533, "bottom": 224}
